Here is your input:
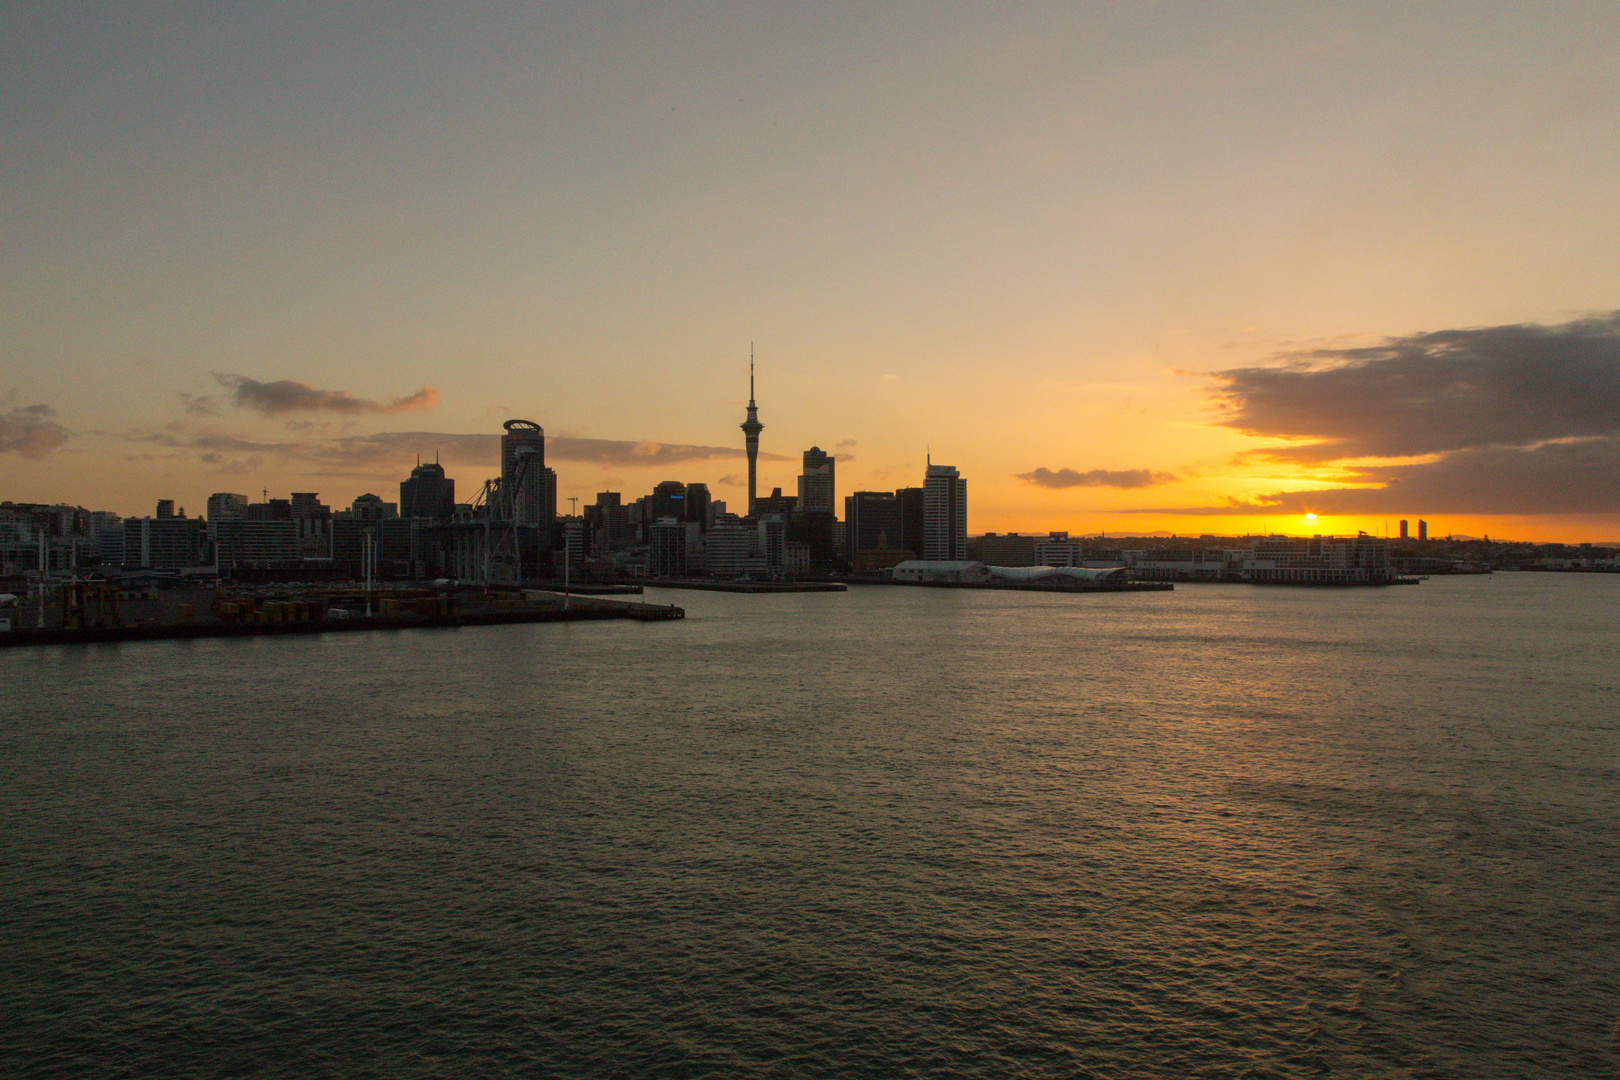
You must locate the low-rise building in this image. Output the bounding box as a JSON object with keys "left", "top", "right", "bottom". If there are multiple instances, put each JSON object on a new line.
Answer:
{"left": 121, "top": 517, "right": 207, "bottom": 569}
{"left": 213, "top": 519, "right": 299, "bottom": 568}
{"left": 1238, "top": 535, "right": 1395, "bottom": 584}
{"left": 974, "top": 532, "right": 1037, "bottom": 566}
{"left": 892, "top": 560, "right": 987, "bottom": 584}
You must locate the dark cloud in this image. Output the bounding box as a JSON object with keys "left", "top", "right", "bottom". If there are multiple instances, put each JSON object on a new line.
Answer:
{"left": 1210, "top": 313, "right": 1620, "bottom": 462}
{"left": 178, "top": 392, "right": 217, "bottom": 416}
{"left": 215, "top": 374, "right": 441, "bottom": 415}
{"left": 1019, "top": 467, "right": 1176, "bottom": 489}
{"left": 1189, "top": 313, "right": 1620, "bottom": 516}
{"left": 0, "top": 403, "right": 69, "bottom": 458}
{"left": 198, "top": 451, "right": 265, "bottom": 474}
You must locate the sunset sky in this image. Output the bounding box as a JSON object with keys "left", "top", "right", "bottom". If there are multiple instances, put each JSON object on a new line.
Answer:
{"left": 5, "top": 3, "right": 1620, "bottom": 541}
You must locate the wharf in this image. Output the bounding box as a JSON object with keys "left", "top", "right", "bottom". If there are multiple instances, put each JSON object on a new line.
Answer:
{"left": 0, "top": 592, "right": 682, "bottom": 648}
{"left": 643, "top": 579, "right": 848, "bottom": 593}
{"left": 541, "top": 583, "right": 644, "bottom": 595}
{"left": 852, "top": 578, "right": 1172, "bottom": 593}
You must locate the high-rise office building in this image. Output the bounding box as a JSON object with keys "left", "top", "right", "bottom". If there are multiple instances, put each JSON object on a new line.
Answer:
{"left": 289, "top": 492, "right": 332, "bottom": 556}
{"left": 756, "top": 515, "right": 785, "bottom": 575}
{"left": 501, "top": 419, "right": 552, "bottom": 527}
{"left": 923, "top": 461, "right": 967, "bottom": 561}
{"left": 537, "top": 466, "right": 557, "bottom": 533}
{"left": 754, "top": 487, "right": 796, "bottom": 516}
{"left": 351, "top": 493, "right": 398, "bottom": 521}
{"left": 647, "top": 481, "right": 686, "bottom": 523}
{"left": 1417, "top": 519, "right": 1428, "bottom": 541}
{"left": 739, "top": 350, "right": 763, "bottom": 515}
{"left": 1399, "top": 519, "right": 1409, "bottom": 540}
{"left": 400, "top": 461, "right": 455, "bottom": 521}
{"left": 588, "top": 491, "right": 631, "bottom": 552}
{"left": 896, "top": 487, "right": 926, "bottom": 556}
{"left": 206, "top": 493, "right": 248, "bottom": 524}
{"left": 648, "top": 518, "right": 697, "bottom": 578}
{"left": 684, "top": 482, "right": 711, "bottom": 531}
{"left": 703, "top": 513, "right": 752, "bottom": 578}
{"left": 845, "top": 490, "right": 903, "bottom": 553}
{"left": 797, "top": 446, "right": 835, "bottom": 515}
{"left": 562, "top": 519, "right": 585, "bottom": 561}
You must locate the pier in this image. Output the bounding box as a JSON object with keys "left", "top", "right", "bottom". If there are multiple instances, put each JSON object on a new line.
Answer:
{"left": 0, "top": 587, "right": 682, "bottom": 648}
{"left": 643, "top": 578, "right": 848, "bottom": 594}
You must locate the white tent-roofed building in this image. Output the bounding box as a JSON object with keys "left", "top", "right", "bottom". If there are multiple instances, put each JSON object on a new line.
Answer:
{"left": 986, "top": 564, "right": 1131, "bottom": 585}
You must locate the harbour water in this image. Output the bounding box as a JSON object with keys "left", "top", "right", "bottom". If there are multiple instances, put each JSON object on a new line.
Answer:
{"left": 3, "top": 574, "right": 1617, "bottom": 1077}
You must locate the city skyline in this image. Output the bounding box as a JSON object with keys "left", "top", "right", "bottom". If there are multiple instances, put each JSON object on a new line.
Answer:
{"left": 5, "top": 6, "right": 1620, "bottom": 542}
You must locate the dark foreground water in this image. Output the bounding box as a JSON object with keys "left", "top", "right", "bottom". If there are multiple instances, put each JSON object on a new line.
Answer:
{"left": 3, "top": 574, "right": 1617, "bottom": 1078}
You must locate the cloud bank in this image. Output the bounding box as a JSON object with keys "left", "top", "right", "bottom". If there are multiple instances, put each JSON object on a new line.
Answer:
{"left": 135, "top": 427, "right": 785, "bottom": 480}
{"left": 0, "top": 403, "right": 69, "bottom": 458}
{"left": 215, "top": 374, "right": 441, "bottom": 416}
{"left": 1019, "top": 467, "right": 1176, "bottom": 489}
{"left": 1211, "top": 314, "right": 1620, "bottom": 460}
{"left": 549, "top": 437, "right": 787, "bottom": 466}
{"left": 1162, "top": 313, "right": 1620, "bottom": 516}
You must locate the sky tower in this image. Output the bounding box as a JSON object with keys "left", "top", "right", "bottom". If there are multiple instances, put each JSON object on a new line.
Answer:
{"left": 740, "top": 345, "right": 764, "bottom": 515}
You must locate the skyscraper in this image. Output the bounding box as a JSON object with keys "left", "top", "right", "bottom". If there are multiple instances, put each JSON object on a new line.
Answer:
{"left": 845, "top": 490, "right": 903, "bottom": 553}
{"left": 797, "top": 446, "right": 835, "bottom": 515}
{"left": 684, "top": 482, "right": 711, "bottom": 531}
{"left": 400, "top": 461, "right": 455, "bottom": 520}
{"left": 1417, "top": 519, "right": 1428, "bottom": 541}
{"left": 896, "top": 486, "right": 926, "bottom": 557}
{"left": 740, "top": 348, "right": 763, "bottom": 515}
{"left": 289, "top": 492, "right": 332, "bottom": 556}
{"left": 647, "top": 480, "right": 687, "bottom": 522}
{"left": 501, "top": 419, "right": 552, "bottom": 527}
{"left": 923, "top": 460, "right": 967, "bottom": 561}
